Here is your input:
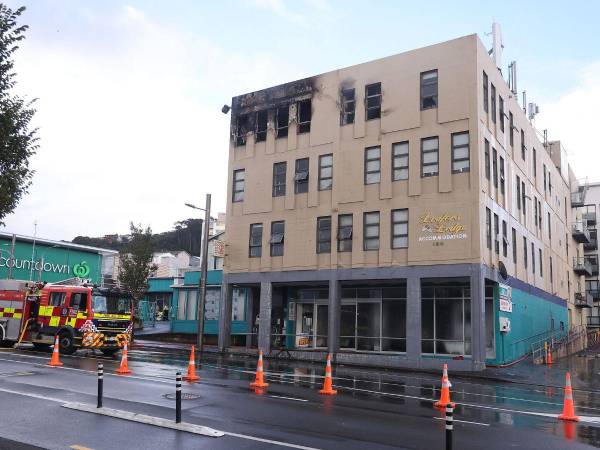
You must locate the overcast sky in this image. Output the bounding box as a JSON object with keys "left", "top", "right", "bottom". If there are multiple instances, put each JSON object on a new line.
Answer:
{"left": 2, "top": 0, "right": 600, "bottom": 240}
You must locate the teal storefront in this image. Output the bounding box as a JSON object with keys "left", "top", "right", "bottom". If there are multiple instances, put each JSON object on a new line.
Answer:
{"left": 0, "top": 232, "right": 111, "bottom": 284}
{"left": 171, "top": 270, "right": 250, "bottom": 345}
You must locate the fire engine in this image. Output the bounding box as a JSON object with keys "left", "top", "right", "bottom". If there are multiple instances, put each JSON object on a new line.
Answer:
{"left": 0, "top": 279, "right": 134, "bottom": 356}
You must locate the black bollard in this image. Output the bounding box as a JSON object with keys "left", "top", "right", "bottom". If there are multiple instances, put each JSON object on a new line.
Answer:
{"left": 176, "top": 372, "right": 182, "bottom": 423}
{"left": 445, "top": 404, "right": 453, "bottom": 450}
{"left": 97, "top": 362, "right": 103, "bottom": 409}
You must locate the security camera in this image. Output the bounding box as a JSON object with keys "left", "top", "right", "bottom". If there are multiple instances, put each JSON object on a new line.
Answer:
{"left": 221, "top": 105, "right": 231, "bottom": 114}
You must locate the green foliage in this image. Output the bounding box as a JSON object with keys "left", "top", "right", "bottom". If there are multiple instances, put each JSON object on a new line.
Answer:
{"left": 0, "top": 4, "right": 37, "bottom": 224}
{"left": 118, "top": 223, "right": 157, "bottom": 302}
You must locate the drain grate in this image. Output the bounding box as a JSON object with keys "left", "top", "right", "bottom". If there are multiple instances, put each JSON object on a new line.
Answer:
{"left": 163, "top": 393, "right": 200, "bottom": 400}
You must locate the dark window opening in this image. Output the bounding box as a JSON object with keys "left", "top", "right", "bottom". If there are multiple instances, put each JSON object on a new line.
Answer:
{"left": 499, "top": 96, "right": 505, "bottom": 132}
{"left": 483, "top": 71, "right": 489, "bottom": 112}
{"left": 499, "top": 156, "right": 505, "bottom": 194}
{"left": 512, "top": 228, "right": 517, "bottom": 264}
{"left": 491, "top": 83, "right": 496, "bottom": 123}
{"left": 316, "top": 216, "right": 331, "bottom": 254}
{"left": 420, "top": 70, "right": 438, "bottom": 110}
{"left": 249, "top": 224, "right": 263, "bottom": 258}
{"left": 492, "top": 148, "right": 498, "bottom": 187}
{"left": 297, "top": 99, "right": 311, "bottom": 134}
{"left": 270, "top": 221, "right": 285, "bottom": 257}
{"left": 255, "top": 110, "right": 268, "bottom": 142}
{"left": 365, "top": 83, "right": 382, "bottom": 120}
{"left": 340, "top": 88, "right": 355, "bottom": 125}
{"left": 484, "top": 139, "right": 490, "bottom": 180}
{"left": 509, "top": 111, "right": 514, "bottom": 147}
{"left": 294, "top": 158, "right": 309, "bottom": 194}
{"left": 276, "top": 106, "right": 289, "bottom": 138}
{"left": 235, "top": 114, "right": 249, "bottom": 146}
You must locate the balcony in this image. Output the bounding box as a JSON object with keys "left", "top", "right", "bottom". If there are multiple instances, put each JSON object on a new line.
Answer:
{"left": 584, "top": 229, "right": 598, "bottom": 251}
{"left": 575, "top": 291, "right": 593, "bottom": 308}
{"left": 582, "top": 205, "right": 597, "bottom": 227}
{"left": 586, "top": 280, "right": 600, "bottom": 301}
{"left": 587, "top": 316, "right": 600, "bottom": 328}
{"left": 572, "top": 221, "right": 591, "bottom": 244}
{"left": 574, "top": 256, "right": 593, "bottom": 276}
{"left": 571, "top": 181, "right": 588, "bottom": 208}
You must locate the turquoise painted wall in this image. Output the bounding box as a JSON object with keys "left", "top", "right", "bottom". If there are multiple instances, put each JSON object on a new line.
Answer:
{"left": 488, "top": 282, "right": 568, "bottom": 365}
{"left": 147, "top": 277, "right": 176, "bottom": 293}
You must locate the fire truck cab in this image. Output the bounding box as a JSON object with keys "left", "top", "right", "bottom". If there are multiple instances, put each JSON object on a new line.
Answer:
{"left": 0, "top": 279, "right": 134, "bottom": 356}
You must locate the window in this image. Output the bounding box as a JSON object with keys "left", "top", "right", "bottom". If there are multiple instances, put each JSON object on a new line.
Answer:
{"left": 509, "top": 111, "right": 514, "bottom": 147}
{"left": 539, "top": 200, "right": 542, "bottom": 230}
{"left": 318, "top": 154, "right": 333, "bottom": 191}
{"left": 365, "top": 83, "right": 382, "bottom": 120}
{"left": 392, "top": 142, "right": 409, "bottom": 181}
{"left": 338, "top": 214, "right": 353, "bottom": 252}
{"left": 270, "top": 221, "right": 285, "bottom": 256}
{"left": 316, "top": 216, "right": 331, "bottom": 254}
{"left": 340, "top": 88, "right": 355, "bottom": 125}
{"left": 548, "top": 212, "right": 552, "bottom": 241}
{"left": 539, "top": 248, "right": 543, "bottom": 277}
{"left": 550, "top": 256, "right": 554, "bottom": 283}
{"left": 276, "top": 106, "right": 289, "bottom": 138}
{"left": 363, "top": 212, "right": 380, "bottom": 250}
{"left": 486, "top": 208, "right": 492, "bottom": 250}
{"left": 522, "top": 181, "right": 526, "bottom": 219}
{"left": 451, "top": 132, "right": 469, "bottom": 173}
{"left": 494, "top": 213, "right": 499, "bottom": 254}
{"left": 255, "top": 110, "right": 268, "bottom": 142}
{"left": 499, "top": 156, "right": 505, "bottom": 194}
{"left": 523, "top": 236, "right": 528, "bottom": 269}
{"left": 272, "top": 162, "right": 286, "bottom": 197}
{"left": 548, "top": 173, "right": 552, "bottom": 195}
{"left": 232, "top": 169, "right": 245, "bottom": 202}
{"left": 484, "top": 139, "right": 490, "bottom": 180}
{"left": 516, "top": 175, "right": 521, "bottom": 210}
{"left": 421, "top": 137, "right": 439, "bottom": 177}
{"left": 502, "top": 220, "right": 508, "bottom": 257}
{"left": 534, "top": 198, "right": 538, "bottom": 227}
{"left": 521, "top": 129, "right": 526, "bottom": 160}
{"left": 297, "top": 99, "right": 311, "bottom": 134}
{"left": 531, "top": 243, "right": 535, "bottom": 275}
{"left": 420, "top": 70, "right": 438, "bottom": 110}
{"left": 249, "top": 224, "right": 263, "bottom": 258}
{"left": 294, "top": 158, "right": 309, "bottom": 194}
{"left": 235, "top": 114, "right": 248, "bottom": 146}
{"left": 491, "top": 83, "right": 496, "bottom": 123}
{"left": 364, "top": 146, "right": 381, "bottom": 184}
{"left": 49, "top": 292, "right": 67, "bottom": 307}
{"left": 543, "top": 164, "right": 547, "bottom": 192}
{"left": 492, "top": 148, "right": 498, "bottom": 187}
{"left": 421, "top": 279, "right": 471, "bottom": 355}
{"left": 70, "top": 293, "right": 87, "bottom": 311}
{"left": 533, "top": 148, "right": 537, "bottom": 178}
{"left": 512, "top": 228, "right": 517, "bottom": 264}
{"left": 391, "top": 209, "right": 408, "bottom": 248}
{"left": 483, "top": 71, "right": 489, "bottom": 113}
{"left": 499, "top": 96, "right": 505, "bottom": 132}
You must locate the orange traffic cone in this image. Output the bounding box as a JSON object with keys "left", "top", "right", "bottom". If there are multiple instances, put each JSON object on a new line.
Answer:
{"left": 434, "top": 363, "right": 455, "bottom": 408}
{"left": 558, "top": 372, "right": 579, "bottom": 422}
{"left": 116, "top": 343, "right": 132, "bottom": 375}
{"left": 250, "top": 350, "right": 269, "bottom": 388}
{"left": 547, "top": 347, "right": 553, "bottom": 365}
{"left": 184, "top": 345, "right": 200, "bottom": 382}
{"left": 319, "top": 353, "right": 337, "bottom": 395}
{"left": 47, "top": 335, "right": 63, "bottom": 367}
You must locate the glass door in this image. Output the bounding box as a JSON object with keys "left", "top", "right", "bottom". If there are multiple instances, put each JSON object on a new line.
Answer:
{"left": 315, "top": 304, "right": 328, "bottom": 348}
{"left": 295, "top": 303, "right": 314, "bottom": 348}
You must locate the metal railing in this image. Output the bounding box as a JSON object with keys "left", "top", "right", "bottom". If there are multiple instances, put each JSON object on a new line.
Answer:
{"left": 571, "top": 221, "right": 591, "bottom": 243}
{"left": 573, "top": 256, "right": 593, "bottom": 276}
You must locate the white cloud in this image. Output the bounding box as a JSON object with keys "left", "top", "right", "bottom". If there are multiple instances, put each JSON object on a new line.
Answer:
{"left": 535, "top": 62, "right": 600, "bottom": 183}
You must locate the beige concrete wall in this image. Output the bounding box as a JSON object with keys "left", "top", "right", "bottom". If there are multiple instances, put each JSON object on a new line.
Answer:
{"left": 225, "top": 35, "right": 481, "bottom": 273}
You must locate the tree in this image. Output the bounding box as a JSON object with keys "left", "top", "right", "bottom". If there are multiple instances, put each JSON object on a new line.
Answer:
{"left": 0, "top": 5, "right": 38, "bottom": 224}
{"left": 118, "top": 223, "right": 157, "bottom": 304}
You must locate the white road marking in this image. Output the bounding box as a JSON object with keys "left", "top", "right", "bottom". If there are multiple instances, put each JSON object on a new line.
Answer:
{"left": 0, "top": 385, "right": 65, "bottom": 403}
{"left": 268, "top": 395, "right": 309, "bottom": 402}
{"left": 432, "top": 416, "right": 489, "bottom": 427}
{"left": 222, "top": 431, "right": 322, "bottom": 450}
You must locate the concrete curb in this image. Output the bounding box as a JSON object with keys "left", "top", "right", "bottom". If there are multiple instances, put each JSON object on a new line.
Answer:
{"left": 62, "top": 402, "right": 224, "bottom": 438}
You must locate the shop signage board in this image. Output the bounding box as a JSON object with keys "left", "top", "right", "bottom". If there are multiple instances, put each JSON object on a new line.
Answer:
{"left": 499, "top": 283, "right": 512, "bottom": 312}
{"left": 213, "top": 240, "right": 225, "bottom": 258}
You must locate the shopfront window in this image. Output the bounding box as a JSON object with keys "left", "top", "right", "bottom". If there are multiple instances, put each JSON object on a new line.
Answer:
{"left": 339, "top": 286, "right": 406, "bottom": 353}
{"left": 291, "top": 289, "right": 328, "bottom": 349}
{"left": 421, "top": 279, "right": 471, "bottom": 356}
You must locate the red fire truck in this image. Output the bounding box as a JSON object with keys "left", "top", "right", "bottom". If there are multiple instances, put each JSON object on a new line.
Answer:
{"left": 0, "top": 279, "right": 134, "bottom": 356}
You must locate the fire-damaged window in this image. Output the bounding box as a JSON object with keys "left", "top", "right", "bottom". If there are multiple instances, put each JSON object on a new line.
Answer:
{"left": 235, "top": 114, "right": 249, "bottom": 146}
{"left": 340, "top": 88, "right": 355, "bottom": 125}
{"left": 255, "top": 110, "right": 268, "bottom": 142}
{"left": 420, "top": 70, "right": 438, "bottom": 110}
{"left": 294, "top": 158, "right": 309, "bottom": 194}
{"left": 297, "top": 99, "right": 311, "bottom": 134}
{"left": 365, "top": 83, "right": 381, "bottom": 120}
{"left": 276, "top": 106, "right": 289, "bottom": 138}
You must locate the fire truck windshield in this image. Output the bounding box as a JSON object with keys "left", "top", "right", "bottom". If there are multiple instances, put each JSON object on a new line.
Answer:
{"left": 92, "top": 295, "right": 131, "bottom": 315}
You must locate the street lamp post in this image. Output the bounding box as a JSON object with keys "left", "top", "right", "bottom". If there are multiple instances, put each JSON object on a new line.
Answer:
{"left": 185, "top": 194, "right": 212, "bottom": 365}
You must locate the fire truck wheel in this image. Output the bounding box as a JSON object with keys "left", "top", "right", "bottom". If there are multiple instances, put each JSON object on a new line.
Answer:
{"left": 100, "top": 348, "right": 119, "bottom": 357}
{"left": 58, "top": 332, "right": 76, "bottom": 355}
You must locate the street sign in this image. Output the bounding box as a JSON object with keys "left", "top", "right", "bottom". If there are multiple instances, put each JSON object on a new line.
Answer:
{"left": 213, "top": 240, "right": 225, "bottom": 258}
{"left": 499, "top": 283, "right": 512, "bottom": 313}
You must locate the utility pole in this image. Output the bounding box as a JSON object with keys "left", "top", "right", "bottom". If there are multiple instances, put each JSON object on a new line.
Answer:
{"left": 8, "top": 234, "right": 16, "bottom": 279}
{"left": 196, "top": 193, "right": 211, "bottom": 364}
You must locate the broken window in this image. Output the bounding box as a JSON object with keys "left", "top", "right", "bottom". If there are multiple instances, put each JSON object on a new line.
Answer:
{"left": 420, "top": 70, "right": 438, "bottom": 110}
{"left": 294, "top": 158, "right": 309, "bottom": 194}
{"left": 255, "top": 110, "right": 268, "bottom": 142}
{"left": 340, "top": 88, "right": 355, "bottom": 125}
{"left": 365, "top": 83, "right": 381, "bottom": 120}
{"left": 337, "top": 214, "right": 353, "bottom": 252}
{"left": 297, "top": 99, "right": 311, "bottom": 134}
{"left": 276, "top": 106, "right": 289, "bottom": 138}
{"left": 270, "top": 221, "right": 285, "bottom": 257}
{"left": 235, "top": 114, "right": 249, "bottom": 146}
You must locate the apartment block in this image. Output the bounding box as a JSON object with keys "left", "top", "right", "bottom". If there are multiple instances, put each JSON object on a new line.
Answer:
{"left": 218, "top": 33, "right": 586, "bottom": 370}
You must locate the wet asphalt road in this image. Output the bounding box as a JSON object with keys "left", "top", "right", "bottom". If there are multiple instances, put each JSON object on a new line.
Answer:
{"left": 0, "top": 343, "right": 599, "bottom": 449}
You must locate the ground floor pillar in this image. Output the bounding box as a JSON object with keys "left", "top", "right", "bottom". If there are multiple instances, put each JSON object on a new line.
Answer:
{"left": 327, "top": 275, "right": 341, "bottom": 354}
{"left": 470, "top": 266, "right": 486, "bottom": 370}
{"left": 217, "top": 282, "right": 232, "bottom": 351}
{"left": 258, "top": 281, "right": 273, "bottom": 353}
{"left": 406, "top": 269, "right": 422, "bottom": 364}
{"left": 245, "top": 287, "right": 254, "bottom": 348}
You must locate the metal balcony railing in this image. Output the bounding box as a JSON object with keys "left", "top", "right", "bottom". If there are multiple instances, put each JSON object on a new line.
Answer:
{"left": 584, "top": 232, "right": 598, "bottom": 251}
{"left": 571, "top": 181, "right": 588, "bottom": 208}
{"left": 587, "top": 280, "right": 600, "bottom": 301}
{"left": 583, "top": 208, "right": 597, "bottom": 227}
{"left": 572, "top": 221, "right": 591, "bottom": 244}
{"left": 573, "top": 257, "right": 593, "bottom": 276}
{"left": 588, "top": 316, "right": 600, "bottom": 327}
{"left": 575, "top": 291, "right": 593, "bottom": 308}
